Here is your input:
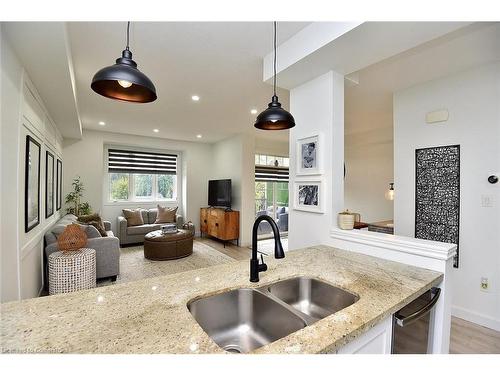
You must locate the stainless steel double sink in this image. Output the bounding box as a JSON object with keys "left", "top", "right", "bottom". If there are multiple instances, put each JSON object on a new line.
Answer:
{"left": 187, "top": 277, "right": 359, "bottom": 353}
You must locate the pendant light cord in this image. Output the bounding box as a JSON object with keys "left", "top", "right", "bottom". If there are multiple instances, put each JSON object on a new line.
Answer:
{"left": 273, "top": 21, "right": 277, "bottom": 97}
{"left": 126, "top": 21, "right": 130, "bottom": 50}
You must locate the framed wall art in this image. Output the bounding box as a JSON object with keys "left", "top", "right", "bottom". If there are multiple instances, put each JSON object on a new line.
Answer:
{"left": 56, "top": 159, "right": 63, "bottom": 211}
{"left": 296, "top": 134, "right": 322, "bottom": 175}
{"left": 45, "top": 151, "right": 55, "bottom": 218}
{"left": 415, "top": 145, "right": 460, "bottom": 267}
{"left": 293, "top": 180, "right": 324, "bottom": 213}
{"left": 25, "top": 135, "right": 41, "bottom": 232}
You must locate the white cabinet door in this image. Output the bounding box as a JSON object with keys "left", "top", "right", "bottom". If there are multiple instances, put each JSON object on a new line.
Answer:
{"left": 337, "top": 316, "right": 392, "bottom": 354}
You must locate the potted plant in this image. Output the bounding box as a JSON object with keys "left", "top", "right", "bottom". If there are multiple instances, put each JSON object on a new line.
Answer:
{"left": 65, "top": 176, "right": 92, "bottom": 216}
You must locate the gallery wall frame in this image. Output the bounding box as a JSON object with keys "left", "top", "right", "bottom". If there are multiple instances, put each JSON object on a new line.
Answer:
{"left": 25, "top": 135, "right": 41, "bottom": 232}
{"left": 293, "top": 179, "right": 324, "bottom": 213}
{"left": 56, "top": 159, "right": 63, "bottom": 211}
{"left": 415, "top": 144, "right": 460, "bottom": 268}
{"left": 296, "top": 133, "right": 322, "bottom": 176}
{"left": 45, "top": 151, "right": 55, "bottom": 218}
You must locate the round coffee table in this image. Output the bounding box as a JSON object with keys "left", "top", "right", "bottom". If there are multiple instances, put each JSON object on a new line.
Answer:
{"left": 144, "top": 229, "right": 194, "bottom": 260}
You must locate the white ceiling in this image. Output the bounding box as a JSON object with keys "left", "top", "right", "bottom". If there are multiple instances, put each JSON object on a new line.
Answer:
{"left": 67, "top": 22, "right": 309, "bottom": 143}
{"left": 345, "top": 22, "right": 500, "bottom": 146}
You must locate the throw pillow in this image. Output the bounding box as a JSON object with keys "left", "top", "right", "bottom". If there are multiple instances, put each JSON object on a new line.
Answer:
{"left": 122, "top": 209, "right": 144, "bottom": 227}
{"left": 154, "top": 205, "right": 178, "bottom": 224}
{"left": 77, "top": 213, "right": 107, "bottom": 237}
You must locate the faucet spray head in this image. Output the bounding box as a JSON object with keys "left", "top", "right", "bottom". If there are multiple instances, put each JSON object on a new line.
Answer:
{"left": 274, "top": 238, "right": 285, "bottom": 259}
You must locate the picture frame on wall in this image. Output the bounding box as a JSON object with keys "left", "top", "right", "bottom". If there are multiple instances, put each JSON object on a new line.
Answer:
{"left": 45, "top": 151, "right": 55, "bottom": 218}
{"left": 296, "top": 134, "right": 322, "bottom": 175}
{"left": 25, "top": 135, "right": 41, "bottom": 232}
{"left": 293, "top": 180, "right": 324, "bottom": 213}
{"left": 56, "top": 159, "right": 62, "bottom": 211}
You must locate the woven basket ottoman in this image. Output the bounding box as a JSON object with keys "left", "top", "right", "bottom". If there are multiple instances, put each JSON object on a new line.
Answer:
{"left": 48, "top": 248, "right": 96, "bottom": 295}
{"left": 143, "top": 229, "right": 194, "bottom": 260}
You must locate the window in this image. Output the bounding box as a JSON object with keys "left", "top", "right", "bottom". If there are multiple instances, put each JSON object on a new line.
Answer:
{"left": 255, "top": 154, "right": 289, "bottom": 167}
{"left": 107, "top": 148, "right": 178, "bottom": 202}
{"left": 255, "top": 154, "right": 289, "bottom": 237}
{"left": 157, "top": 174, "right": 176, "bottom": 200}
{"left": 109, "top": 173, "right": 129, "bottom": 201}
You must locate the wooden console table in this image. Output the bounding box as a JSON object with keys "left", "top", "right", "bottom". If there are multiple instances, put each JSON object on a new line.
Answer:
{"left": 200, "top": 207, "right": 240, "bottom": 246}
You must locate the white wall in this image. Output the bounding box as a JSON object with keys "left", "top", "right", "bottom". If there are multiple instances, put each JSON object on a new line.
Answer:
{"left": 211, "top": 134, "right": 255, "bottom": 246}
{"left": 1, "top": 28, "right": 64, "bottom": 302}
{"left": 288, "top": 71, "right": 345, "bottom": 249}
{"left": 394, "top": 62, "right": 500, "bottom": 331}
{"left": 1, "top": 28, "right": 23, "bottom": 302}
{"left": 255, "top": 136, "right": 289, "bottom": 157}
{"left": 344, "top": 127, "right": 394, "bottom": 223}
{"left": 63, "top": 130, "right": 213, "bottom": 235}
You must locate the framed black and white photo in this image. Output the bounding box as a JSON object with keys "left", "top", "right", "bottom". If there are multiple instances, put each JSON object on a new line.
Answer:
{"left": 56, "top": 159, "right": 62, "bottom": 211}
{"left": 45, "top": 151, "right": 55, "bottom": 218}
{"left": 25, "top": 135, "right": 41, "bottom": 232}
{"left": 293, "top": 180, "right": 324, "bottom": 213}
{"left": 296, "top": 134, "right": 322, "bottom": 175}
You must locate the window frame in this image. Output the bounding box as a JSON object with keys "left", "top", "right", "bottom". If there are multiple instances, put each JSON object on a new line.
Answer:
{"left": 104, "top": 145, "right": 181, "bottom": 205}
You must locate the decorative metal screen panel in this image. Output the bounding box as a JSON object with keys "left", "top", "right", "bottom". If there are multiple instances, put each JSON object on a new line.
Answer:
{"left": 415, "top": 145, "right": 460, "bottom": 267}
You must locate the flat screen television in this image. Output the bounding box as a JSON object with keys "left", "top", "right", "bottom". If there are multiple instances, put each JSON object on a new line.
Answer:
{"left": 208, "top": 179, "right": 232, "bottom": 208}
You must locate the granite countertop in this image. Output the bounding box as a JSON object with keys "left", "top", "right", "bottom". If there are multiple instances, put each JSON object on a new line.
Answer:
{"left": 0, "top": 245, "right": 442, "bottom": 354}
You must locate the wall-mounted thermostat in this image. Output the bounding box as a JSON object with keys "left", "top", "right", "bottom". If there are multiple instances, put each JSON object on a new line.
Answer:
{"left": 426, "top": 109, "right": 449, "bottom": 124}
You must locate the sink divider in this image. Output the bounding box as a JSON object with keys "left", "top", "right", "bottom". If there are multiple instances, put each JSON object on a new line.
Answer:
{"left": 255, "top": 285, "right": 319, "bottom": 326}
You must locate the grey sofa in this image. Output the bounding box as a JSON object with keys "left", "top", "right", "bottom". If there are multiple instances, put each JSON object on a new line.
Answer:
{"left": 117, "top": 208, "right": 184, "bottom": 246}
{"left": 44, "top": 214, "right": 120, "bottom": 286}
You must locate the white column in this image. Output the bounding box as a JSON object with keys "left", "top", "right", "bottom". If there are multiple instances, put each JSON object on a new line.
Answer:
{"left": 289, "top": 71, "right": 344, "bottom": 250}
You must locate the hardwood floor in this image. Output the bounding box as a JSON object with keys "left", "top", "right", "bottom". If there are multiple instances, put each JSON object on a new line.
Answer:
{"left": 450, "top": 317, "right": 500, "bottom": 354}
{"left": 196, "top": 237, "right": 251, "bottom": 261}
{"left": 201, "top": 237, "right": 500, "bottom": 354}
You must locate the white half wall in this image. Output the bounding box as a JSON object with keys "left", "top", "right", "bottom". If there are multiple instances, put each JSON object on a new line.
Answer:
{"left": 394, "top": 62, "right": 500, "bottom": 331}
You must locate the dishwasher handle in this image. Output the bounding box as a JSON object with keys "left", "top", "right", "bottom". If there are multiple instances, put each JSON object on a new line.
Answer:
{"left": 394, "top": 287, "right": 441, "bottom": 327}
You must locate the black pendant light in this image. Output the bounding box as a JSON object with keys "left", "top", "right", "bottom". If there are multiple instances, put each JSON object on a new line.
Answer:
{"left": 254, "top": 22, "right": 295, "bottom": 130}
{"left": 91, "top": 22, "right": 157, "bottom": 103}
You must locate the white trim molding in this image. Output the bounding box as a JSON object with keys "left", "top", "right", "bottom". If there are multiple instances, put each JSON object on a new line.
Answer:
{"left": 330, "top": 228, "right": 456, "bottom": 261}
{"left": 452, "top": 306, "right": 500, "bottom": 332}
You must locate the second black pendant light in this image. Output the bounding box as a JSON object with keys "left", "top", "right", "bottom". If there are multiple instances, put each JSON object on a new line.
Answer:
{"left": 91, "top": 22, "right": 157, "bottom": 103}
{"left": 254, "top": 22, "right": 295, "bottom": 130}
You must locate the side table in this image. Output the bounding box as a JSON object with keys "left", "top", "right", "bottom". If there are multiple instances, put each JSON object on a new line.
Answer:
{"left": 48, "top": 248, "right": 96, "bottom": 295}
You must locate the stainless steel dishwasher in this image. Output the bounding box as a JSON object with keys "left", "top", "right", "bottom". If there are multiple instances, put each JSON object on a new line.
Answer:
{"left": 392, "top": 287, "right": 441, "bottom": 354}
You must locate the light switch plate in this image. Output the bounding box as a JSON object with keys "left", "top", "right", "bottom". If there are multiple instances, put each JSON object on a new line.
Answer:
{"left": 481, "top": 195, "right": 493, "bottom": 207}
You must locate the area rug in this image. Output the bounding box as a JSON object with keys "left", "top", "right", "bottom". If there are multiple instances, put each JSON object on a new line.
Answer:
{"left": 98, "top": 240, "right": 235, "bottom": 287}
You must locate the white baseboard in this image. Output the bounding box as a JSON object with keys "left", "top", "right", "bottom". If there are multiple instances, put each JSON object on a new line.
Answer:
{"left": 452, "top": 305, "right": 500, "bottom": 332}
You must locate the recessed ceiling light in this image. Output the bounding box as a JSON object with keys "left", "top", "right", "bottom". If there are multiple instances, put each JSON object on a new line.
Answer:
{"left": 98, "top": 121, "right": 106, "bottom": 126}
{"left": 196, "top": 134, "right": 202, "bottom": 139}
{"left": 153, "top": 129, "right": 159, "bottom": 133}
{"left": 250, "top": 109, "right": 258, "bottom": 115}
{"left": 191, "top": 95, "right": 200, "bottom": 101}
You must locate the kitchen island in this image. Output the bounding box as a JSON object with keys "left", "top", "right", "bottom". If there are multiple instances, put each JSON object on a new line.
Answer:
{"left": 1, "top": 245, "right": 443, "bottom": 354}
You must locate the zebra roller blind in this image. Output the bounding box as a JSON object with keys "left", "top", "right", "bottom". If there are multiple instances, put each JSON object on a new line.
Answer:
{"left": 255, "top": 165, "right": 289, "bottom": 183}
{"left": 108, "top": 149, "right": 177, "bottom": 175}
